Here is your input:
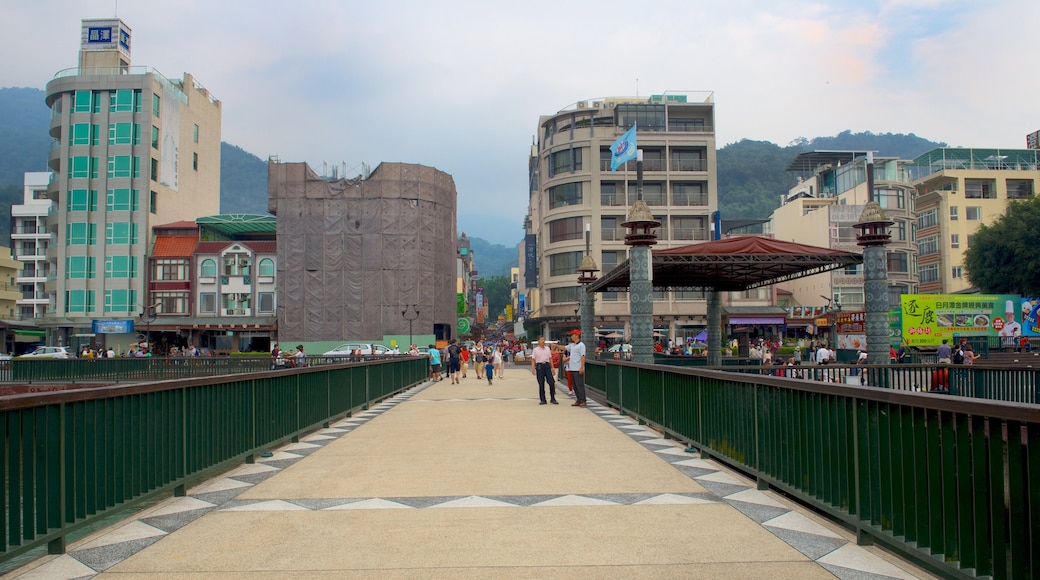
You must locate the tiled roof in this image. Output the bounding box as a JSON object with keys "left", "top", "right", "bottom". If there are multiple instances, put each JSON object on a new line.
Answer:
{"left": 154, "top": 221, "right": 199, "bottom": 231}
{"left": 153, "top": 236, "right": 199, "bottom": 258}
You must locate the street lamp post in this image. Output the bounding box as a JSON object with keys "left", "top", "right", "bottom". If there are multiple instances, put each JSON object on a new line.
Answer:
{"left": 401, "top": 304, "right": 420, "bottom": 350}
{"left": 140, "top": 302, "right": 160, "bottom": 354}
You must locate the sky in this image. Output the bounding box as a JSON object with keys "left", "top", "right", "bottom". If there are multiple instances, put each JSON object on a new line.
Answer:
{"left": 3, "top": 0, "right": 1038, "bottom": 245}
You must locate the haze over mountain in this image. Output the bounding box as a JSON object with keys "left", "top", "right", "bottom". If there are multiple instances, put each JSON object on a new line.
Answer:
{"left": 0, "top": 87, "right": 945, "bottom": 275}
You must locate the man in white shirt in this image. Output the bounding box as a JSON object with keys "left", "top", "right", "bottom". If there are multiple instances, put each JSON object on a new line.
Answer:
{"left": 816, "top": 344, "right": 830, "bottom": 364}
{"left": 564, "top": 330, "right": 587, "bottom": 407}
{"left": 530, "top": 336, "right": 558, "bottom": 405}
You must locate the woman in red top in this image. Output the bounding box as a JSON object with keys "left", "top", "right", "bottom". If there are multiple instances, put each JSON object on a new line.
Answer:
{"left": 460, "top": 346, "right": 470, "bottom": 378}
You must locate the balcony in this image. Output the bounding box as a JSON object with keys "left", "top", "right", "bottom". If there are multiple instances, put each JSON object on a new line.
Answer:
{"left": 15, "top": 248, "right": 48, "bottom": 261}
{"left": 671, "top": 159, "right": 708, "bottom": 172}
{"left": 222, "top": 308, "right": 252, "bottom": 317}
{"left": 671, "top": 228, "right": 709, "bottom": 242}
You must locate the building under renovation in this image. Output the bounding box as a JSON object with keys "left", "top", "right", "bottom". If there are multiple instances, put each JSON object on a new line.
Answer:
{"left": 268, "top": 161, "right": 457, "bottom": 343}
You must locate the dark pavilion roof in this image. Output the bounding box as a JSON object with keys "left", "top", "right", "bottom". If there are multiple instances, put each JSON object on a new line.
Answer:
{"left": 586, "top": 235, "right": 862, "bottom": 293}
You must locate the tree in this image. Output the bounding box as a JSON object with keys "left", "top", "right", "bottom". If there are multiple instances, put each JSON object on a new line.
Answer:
{"left": 479, "top": 275, "right": 512, "bottom": 320}
{"left": 963, "top": 197, "right": 1040, "bottom": 295}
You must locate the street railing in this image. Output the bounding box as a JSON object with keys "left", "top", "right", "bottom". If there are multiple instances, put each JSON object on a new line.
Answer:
{"left": 585, "top": 360, "right": 1040, "bottom": 579}
{"left": 0, "top": 356, "right": 428, "bottom": 565}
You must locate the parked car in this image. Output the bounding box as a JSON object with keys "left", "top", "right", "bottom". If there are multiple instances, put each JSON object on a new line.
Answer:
{"left": 19, "top": 346, "right": 72, "bottom": 359}
{"left": 322, "top": 343, "right": 389, "bottom": 357}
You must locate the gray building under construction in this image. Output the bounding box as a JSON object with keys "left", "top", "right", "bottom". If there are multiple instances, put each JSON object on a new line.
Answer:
{"left": 268, "top": 161, "right": 457, "bottom": 343}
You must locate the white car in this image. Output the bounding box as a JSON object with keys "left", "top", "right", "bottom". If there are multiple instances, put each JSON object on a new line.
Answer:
{"left": 20, "top": 346, "right": 72, "bottom": 359}
{"left": 322, "top": 343, "right": 390, "bottom": 357}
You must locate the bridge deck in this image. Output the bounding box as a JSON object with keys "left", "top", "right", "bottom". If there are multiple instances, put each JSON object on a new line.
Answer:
{"left": 9, "top": 368, "right": 932, "bottom": 579}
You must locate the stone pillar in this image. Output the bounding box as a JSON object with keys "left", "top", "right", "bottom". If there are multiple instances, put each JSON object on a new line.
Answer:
{"left": 707, "top": 290, "right": 722, "bottom": 365}
{"left": 580, "top": 289, "right": 595, "bottom": 356}
{"left": 629, "top": 245, "right": 654, "bottom": 364}
{"left": 854, "top": 197, "right": 894, "bottom": 368}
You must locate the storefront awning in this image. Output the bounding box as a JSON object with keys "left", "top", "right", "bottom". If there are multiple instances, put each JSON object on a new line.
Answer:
{"left": 728, "top": 317, "right": 785, "bottom": 325}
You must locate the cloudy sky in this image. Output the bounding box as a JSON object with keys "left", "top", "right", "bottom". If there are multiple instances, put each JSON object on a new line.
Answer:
{"left": 3, "top": 0, "right": 1037, "bottom": 244}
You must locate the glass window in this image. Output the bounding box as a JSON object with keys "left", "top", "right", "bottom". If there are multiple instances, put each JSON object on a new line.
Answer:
{"left": 549, "top": 217, "right": 584, "bottom": 243}
{"left": 199, "top": 292, "right": 216, "bottom": 313}
{"left": 192, "top": 152, "right": 198, "bottom": 171}
{"left": 949, "top": 206, "right": 958, "bottom": 221}
{"left": 600, "top": 182, "right": 625, "bottom": 206}
{"left": 887, "top": 252, "right": 908, "bottom": 273}
{"left": 200, "top": 259, "right": 216, "bottom": 277}
{"left": 951, "top": 234, "right": 959, "bottom": 249}
{"left": 152, "top": 93, "right": 160, "bottom": 117}
{"left": 601, "top": 215, "right": 624, "bottom": 241}
{"left": 952, "top": 266, "right": 963, "bottom": 279}
{"left": 109, "top": 89, "right": 138, "bottom": 113}
{"left": 917, "top": 208, "right": 937, "bottom": 229}
{"left": 549, "top": 182, "right": 582, "bottom": 209}
{"left": 150, "top": 158, "right": 159, "bottom": 182}
{"left": 258, "top": 292, "right": 275, "bottom": 313}
{"left": 150, "top": 190, "right": 157, "bottom": 213}
{"left": 69, "top": 156, "right": 99, "bottom": 179}
{"left": 154, "top": 291, "right": 189, "bottom": 315}
{"left": 65, "top": 289, "right": 95, "bottom": 313}
{"left": 72, "top": 123, "right": 99, "bottom": 146}
{"left": 918, "top": 263, "right": 939, "bottom": 283}
{"left": 549, "top": 148, "right": 583, "bottom": 176}
{"left": 105, "top": 256, "right": 138, "bottom": 278}
{"left": 617, "top": 104, "right": 666, "bottom": 131}
{"left": 108, "top": 122, "right": 140, "bottom": 145}
{"left": 672, "top": 183, "right": 706, "bottom": 206}
{"left": 107, "top": 155, "right": 140, "bottom": 178}
{"left": 193, "top": 124, "right": 199, "bottom": 143}
{"left": 73, "top": 90, "right": 93, "bottom": 113}
{"left": 66, "top": 256, "right": 96, "bottom": 279}
{"left": 671, "top": 149, "right": 705, "bottom": 172}
{"left": 104, "top": 289, "right": 136, "bottom": 313}
{"left": 966, "top": 206, "right": 982, "bottom": 220}
{"left": 155, "top": 259, "right": 188, "bottom": 281}
{"left": 549, "top": 251, "right": 583, "bottom": 277}
{"left": 107, "top": 188, "right": 139, "bottom": 211}
{"left": 917, "top": 236, "right": 939, "bottom": 257}
{"left": 671, "top": 216, "right": 705, "bottom": 241}
{"left": 151, "top": 126, "right": 159, "bottom": 149}
{"left": 893, "top": 219, "right": 906, "bottom": 241}
{"left": 549, "top": 286, "right": 579, "bottom": 303}
{"left": 258, "top": 258, "right": 275, "bottom": 277}
{"left": 67, "top": 189, "right": 98, "bottom": 212}
{"left": 964, "top": 179, "right": 995, "bottom": 199}
{"left": 630, "top": 182, "right": 666, "bottom": 205}
{"left": 1007, "top": 179, "right": 1034, "bottom": 199}
{"left": 876, "top": 188, "right": 905, "bottom": 210}
{"left": 105, "top": 222, "right": 138, "bottom": 245}
{"left": 66, "top": 223, "right": 97, "bottom": 245}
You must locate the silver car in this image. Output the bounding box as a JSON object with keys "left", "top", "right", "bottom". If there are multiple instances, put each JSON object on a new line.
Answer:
{"left": 21, "top": 346, "right": 72, "bottom": 359}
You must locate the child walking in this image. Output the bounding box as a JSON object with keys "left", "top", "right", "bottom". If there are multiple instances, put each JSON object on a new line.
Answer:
{"left": 485, "top": 359, "right": 495, "bottom": 385}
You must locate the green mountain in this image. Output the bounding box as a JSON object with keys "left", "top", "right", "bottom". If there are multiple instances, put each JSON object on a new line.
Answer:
{"left": 219, "top": 142, "right": 269, "bottom": 215}
{"left": 468, "top": 237, "right": 519, "bottom": 279}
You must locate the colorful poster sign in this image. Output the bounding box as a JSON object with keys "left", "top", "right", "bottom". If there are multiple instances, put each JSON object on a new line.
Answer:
{"left": 457, "top": 317, "right": 471, "bottom": 334}
{"left": 505, "top": 304, "right": 513, "bottom": 320}
{"left": 92, "top": 319, "right": 134, "bottom": 334}
{"left": 900, "top": 294, "right": 1022, "bottom": 346}
{"left": 1022, "top": 297, "right": 1040, "bottom": 336}
{"left": 836, "top": 312, "right": 865, "bottom": 334}
{"left": 456, "top": 293, "right": 465, "bottom": 315}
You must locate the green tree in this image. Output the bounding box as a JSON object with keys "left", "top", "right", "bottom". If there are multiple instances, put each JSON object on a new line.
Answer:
{"left": 963, "top": 197, "right": 1040, "bottom": 295}
{"left": 479, "top": 275, "right": 512, "bottom": 320}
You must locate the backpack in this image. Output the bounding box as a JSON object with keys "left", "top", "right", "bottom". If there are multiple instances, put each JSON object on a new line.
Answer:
{"left": 448, "top": 344, "right": 460, "bottom": 359}
{"left": 952, "top": 348, "right": 964, "bottom": 365}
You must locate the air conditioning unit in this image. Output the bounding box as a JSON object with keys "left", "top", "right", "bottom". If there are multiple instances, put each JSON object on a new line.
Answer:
{"left": 592, "top": 101, "right": 602, "bottom": 109}
{"left": 577, "top": 101, "right": 588, "bottom": 109}
{"left": 233, "top": 308, "right": 245, "bottom": 315}
{"left": 607, "top": 102, "right": 616, "bottom": 109}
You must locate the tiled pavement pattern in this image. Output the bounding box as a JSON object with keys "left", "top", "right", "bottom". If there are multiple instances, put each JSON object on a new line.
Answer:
{"left": 8, "top": 377, "right": 930, "bottom": 579}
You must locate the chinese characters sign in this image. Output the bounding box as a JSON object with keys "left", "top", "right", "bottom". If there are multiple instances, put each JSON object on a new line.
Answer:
{"left": 900, "top": 294, "right": 1022, "bottom": 346}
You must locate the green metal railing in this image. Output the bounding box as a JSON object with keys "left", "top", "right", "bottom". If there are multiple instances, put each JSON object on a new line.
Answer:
{"left": 586, "top": 360, "right": 1040, "bottom": 579}
{"left": 0, "top": 356, "right": 427, "bottom": 564}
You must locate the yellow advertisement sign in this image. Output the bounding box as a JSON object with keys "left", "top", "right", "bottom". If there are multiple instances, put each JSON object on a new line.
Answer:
{"left": 900, "top": 294, "right": 1021, "bottom": 346}
{"left": 505, "top": 304, "right": 513, "bottom": 320}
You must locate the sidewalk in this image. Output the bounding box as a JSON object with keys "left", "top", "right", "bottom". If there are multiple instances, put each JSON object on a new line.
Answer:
{"left": 9, "top": 367, "right": 932, "bottom": 579}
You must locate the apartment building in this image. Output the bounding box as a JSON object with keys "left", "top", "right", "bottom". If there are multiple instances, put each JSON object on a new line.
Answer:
{"left": 42, "top": 17, "right": 221, "bottom": 347}
{"left": 11, "top": 172, "right": 55, "bottom": 320}
{"left": 770, "top": 152, "right": 918, "bottom": 319}
{"left": 524, "top": 92, "right": 720, "bottom": 340}
{"left": 911, "top": 147, "right": 1040, "bottom": 293}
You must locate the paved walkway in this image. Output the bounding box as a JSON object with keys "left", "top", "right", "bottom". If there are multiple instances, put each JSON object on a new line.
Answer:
{"left": 8, "top": 367, "right": 933, "bottom": 579}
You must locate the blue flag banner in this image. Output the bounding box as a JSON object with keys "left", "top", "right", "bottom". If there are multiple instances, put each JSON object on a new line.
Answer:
{"left": 610, "top": 124, "right": 638, "bottom": 171}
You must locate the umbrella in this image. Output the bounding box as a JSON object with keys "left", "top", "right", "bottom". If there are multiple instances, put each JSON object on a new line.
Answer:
{"left": 604, "top": 332, "right": 624, "bottom": 339}
{"left": 693, "top": 330, "right": 708, "bottom": 342}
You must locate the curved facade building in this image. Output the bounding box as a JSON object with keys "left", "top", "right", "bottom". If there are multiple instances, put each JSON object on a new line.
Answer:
{"left": 268, "top": 161, "right": 457, "bottom": 343}
{"left": 524, "top": 93, "right": 719, "bottom": 340}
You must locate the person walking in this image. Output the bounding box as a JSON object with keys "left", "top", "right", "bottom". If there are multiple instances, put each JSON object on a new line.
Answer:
{"left": 530, "top": 336, "right": 558, "bottom": 405}
{"left": 428, "top": 344, "right": 442, "bottom": 381}
{"left": 493, "top": 346, "right": 504, "bottom": 378}
{"left": 485, "top": 357, "right": 495, "bottom": 385}
{"left": 446, "top": 339, "right": 461, "bottom": 384}
{"left": 564, "top": 330, "right": 587, "bottom": 407}
{"left": 460, "top": 345, "right": 470, "bottom": 379}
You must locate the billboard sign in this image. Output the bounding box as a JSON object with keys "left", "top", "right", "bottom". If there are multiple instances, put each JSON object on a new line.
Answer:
{"left": 92, "top": 319, "right": 134, "bottom": 334}
{"left": 900, "top": 294, "right": 1022, "bottom": 346}
{"left": 524, "top": 234, "right": 537, "bottom": 286}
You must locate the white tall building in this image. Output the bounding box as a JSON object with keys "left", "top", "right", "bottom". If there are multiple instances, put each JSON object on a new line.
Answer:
{"left": 12, "top": 172, "right": 55, "bottom": 320}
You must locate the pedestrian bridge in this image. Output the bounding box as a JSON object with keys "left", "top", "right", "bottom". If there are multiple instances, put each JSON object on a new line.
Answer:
{"left": 1, "top": 358, "right": 1037, "bottom": 578}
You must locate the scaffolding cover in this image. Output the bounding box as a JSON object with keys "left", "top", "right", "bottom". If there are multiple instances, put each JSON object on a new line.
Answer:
{"left": 269, "top": 161, "right": 457, "bottom": 343}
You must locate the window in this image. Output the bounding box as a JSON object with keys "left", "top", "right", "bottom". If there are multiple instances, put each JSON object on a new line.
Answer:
{"left": 549, "top": 217, "right": 584, "bottom": 243}
{"left": 671, "top": 149, "right": 705, "bottom": 172}
{"left": 952, "top": 266, "right": 963, "bottom": 279}
{"left": 966, "top": 207, "right": 982, "bottom": 221}
{"left": 150, "top": 158, "right": 159, "bottom": 182}
{"left": 549, "top": 148, "right": 582, "bottom": 176}
{"left": 67, "top": 189, "right": 98, "bottom": 212}
{"left": 200, "top": 259, "right": 217, "bottom": 277}
{"left": 949, "top": 206, "right": 958, "bottom": 221}
{"left": 73, "top": 90, "right": 94, "bottom": 113}
{"left": 192, "top": 152, "right": 198, "bottom": 171}
{"left": 104, "top": 289, "right": 137, "bottom": 313}
{"left": 844, "top": 264, "right": 860, "bottom": 275}
{"left": 109, "top": 89, "right": 140, "bottom": 113}
{"left": 617, "top": 104, "right": 665, "bottom": 131}
{"left": 549, "top": 286, "right": 579, "bottom": 303}
{"left": 631, "top": 182, "right": 665, "bottom": 205}
{"left": 199, "top": 292, "right": 216, "bottom": 313}
{"left": 918, "top": 263, "right": 939, "bottom": 284}
{"left": 1007, "top": 179, "right": 1034, "bottom": 199}
{"left": 108, "top": 122, "right": 140, "bottom": 145}
{"left": 887, "top": 252, "right": 908, "bottom": 273}
{"left": 951, "top": 234, "right": 960, "bottom": 249}
{"left": 152, "top": 93, "right": 160, "bottom": 117}
{"left": 964, "top": 179, "right": 995, "bottom": 199}
{"left": 917, "top": 236, "right": 939, "bottom": 257}
{"left": 71, "top": 123, "right": 99, "bottom": 146}
{"left": 193, "top": 124, "right": 199, "bottom": 143}
{"left": 549, "top": 251, "right": 583, "bottom": 276}
{"left": 966, "top": 234, "right": 975, "bottom": 247}
{"left": 258, "top": 258, "right": 275, "bottom": 277}
{"left": 676, "top": 290, "right": 707, "bottom": 300}
{"left": 876, "top": 188, "right": 906, "bottom": 210}
{"left": 601, "top": 182, "right": 625, "bottom": 206}
{"left": 672, "top": 183, "right": 706, "bottom": 206}
{"left": 105, "top": 256, "right": 138, "bottom": 278}
{"left": 668, "top": 117, "right": 706, "bottom": 132}
{"left": 105, "top": 222, "right": 138, "bottom": 245}
{"left": 66, "top": 256, "right": 96, "bottom": 279}
{"left": 153, "top": 291, "right": 189, "bottom": 314}
{"left": 223, "top": 254, "right": 251, "bottom": 276}
{"left": 65, "top": 290, "right": 95, "bottom": 314}
{"left": 155, "top": 259, "right": 188, "bottom": 281}
{"left": 258, "top": 292, "right": 275, "bottom": 313}
{"left": 66, "top": 223, "right": 97, "bottom": 245}
{"left": 107, "top": 155, "right": 140, "bottom": 178}
{"left": 151, "top": 126, "right": 159, "bottom": 149}
{"left": 549, "top": 182, "right": 582, "bottom": 209}
{"left": 107, "top": 188, "right": 139, "bottom": 211}
{"left": 917, "top": 208, "right": 937, "bottom": 230}
{"left": 893, "top": 219, "right": 906, "bottom": 241}
{"left": 69, "top": 156, "right": 99, "bottom": 179}
{"left": 222, "top": 293, "right": 251, "bottom": 311}
{"left": 150, "top": 190, "right": 157, "bottom": 213}
{"left": 671, "top": 216, "right": 705, "bottom": 241}
{"left": 601, "top": 215, "right": 624, "bottom": 241}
